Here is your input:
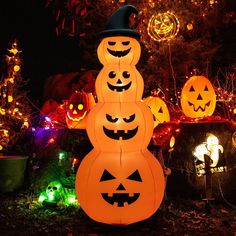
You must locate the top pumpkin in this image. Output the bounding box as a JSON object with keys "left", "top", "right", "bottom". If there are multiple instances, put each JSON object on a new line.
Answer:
{"left": 97, "top": 5, "right": 140, "bottom": 65}
{"left": 180, "top": 75, "right": 216, "bottom": 118}
{"left": 97, "top": 36, "right": 141, "bottom": 65}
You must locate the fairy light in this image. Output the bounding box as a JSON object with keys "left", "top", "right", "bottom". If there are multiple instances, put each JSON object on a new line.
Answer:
{"left": 147, "top": 11, "right": 180, "bottom": 42}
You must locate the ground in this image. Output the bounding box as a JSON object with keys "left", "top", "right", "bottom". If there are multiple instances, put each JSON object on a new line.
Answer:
{"left": 0, "top": 191, "right": 235, "bottom": 236}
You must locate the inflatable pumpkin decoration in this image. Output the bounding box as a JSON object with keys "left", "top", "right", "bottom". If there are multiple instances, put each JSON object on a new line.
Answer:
{"left": 143, "top": 94, "right": 170, "bottom": 128}
{"left": 180, "top": 75, "right": 216, "bottom": 118}
{"left": 76, "top": 5, "right": 165, "bottom": 225}
{"left": 95, "top": 65, "right": 144, "bottom": 102}
{"left": 66, "top": 90, "right": 95, "bottom": 129}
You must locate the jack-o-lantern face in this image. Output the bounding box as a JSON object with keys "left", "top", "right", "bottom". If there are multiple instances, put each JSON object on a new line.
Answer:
{"left": 97, "top": 36, "right": 141, "bottom": 65}
{"left": 95, "top": 65, "right": 143, "bottom": 102}
{"left": 76, "top": 151, "right": 165, "bottom": 225}
{"left": 143, "top": 96, "right": 170, "bottom": 128}
{"left": 103, "top": 113, "right": 137, "bottom": 140}
{"left": 180, "top": 76, "right": 216, "bottom": 118}
{"left": 100, "top": 169, "right": 142, "bottom": 207}
{"left": 86, "top": 102, "right": 154, "bottom": 152}
{"left": 66, "top": 91, "right": 95, "bottom": 129}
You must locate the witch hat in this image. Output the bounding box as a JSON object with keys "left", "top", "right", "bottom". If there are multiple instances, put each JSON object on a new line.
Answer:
{"left": 99, "top": 5, "right": 140, "bottom": 39}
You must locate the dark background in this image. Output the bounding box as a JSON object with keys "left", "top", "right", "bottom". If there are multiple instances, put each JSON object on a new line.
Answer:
{"left": 0, "top": 1, "right": 235, "bottom": 108}
{"left": 0, "top": 1, "right": 85, "bottom": 106}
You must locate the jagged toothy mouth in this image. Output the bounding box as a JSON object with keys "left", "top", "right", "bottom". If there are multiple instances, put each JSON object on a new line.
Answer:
{"left": 101, "top": 193, "right": 140, "bottom": 207}
{"left": 103, "top": 126, "right": 138, "bottom": 140}
{"left": 188, "top": 101, "right": 211, "bottom": 112}
{"left": 107, "top": 81, "right": 132, "bottom": 92}
{"left": 107, "top": 48, "right": 131, "bottom": 57}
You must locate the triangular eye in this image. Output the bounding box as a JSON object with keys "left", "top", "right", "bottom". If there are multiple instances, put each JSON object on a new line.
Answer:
{"left": 100, "top": 169, "right": 116, "bottom": 182}
{"left": 158, "top": 107, "right": 163, "bottom": 113}
{"left": 127, "top": 170, "right": 142, "bottom": 182}
{"left": 204, "top": 85, "right": 209, "bottom": 91}
{"left": 189, "top": 86, "right": 195, "bottom": 92}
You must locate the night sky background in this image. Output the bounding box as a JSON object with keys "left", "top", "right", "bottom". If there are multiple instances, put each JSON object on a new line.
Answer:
{"left": 0, "top": 1, "right": 235, "bottom": 108}
{"left": 0, "top": 1, "right": 85, "bottom": 107}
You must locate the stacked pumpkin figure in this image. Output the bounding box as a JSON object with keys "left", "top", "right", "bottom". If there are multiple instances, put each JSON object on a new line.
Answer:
{"left": 76, "top": 5, "right": 165, "bottom": 225}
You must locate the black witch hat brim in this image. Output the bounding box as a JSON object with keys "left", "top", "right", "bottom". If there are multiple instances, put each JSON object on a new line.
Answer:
{"left": 98, "top": 29, "right": 140, "bottom": 39}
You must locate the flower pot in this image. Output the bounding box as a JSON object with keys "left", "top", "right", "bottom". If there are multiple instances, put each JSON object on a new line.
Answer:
{"left": 0, "top": 156, "right": 28, "bottom": 193}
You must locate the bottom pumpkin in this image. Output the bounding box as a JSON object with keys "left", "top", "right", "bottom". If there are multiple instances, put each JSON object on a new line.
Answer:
{"left": 75, "top": 149, "right": 165, "bottom": 225}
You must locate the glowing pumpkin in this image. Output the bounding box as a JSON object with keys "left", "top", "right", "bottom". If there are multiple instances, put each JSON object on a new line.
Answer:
{"left": 96, "top": 65, "right": 143, "bottom": 102}
{"left": 143, "top": 95, "right": 170, "bottom": 128}
{"left": 76, "top": 149, "right": 165, "bottom": 225}
{"left": 180, "top": 76, "right": 216, "bottom": 118}
{"left": 86, "top": 102, "right": 154, "bottom": 152}
{"left": 97, "top": 36, "right": 141, "bottom": 66}
{"left": 66, "top": 91, "right": 95, "bottom": 129}
{"left": 147, "top": 11, "right": 180, "bottom": 42}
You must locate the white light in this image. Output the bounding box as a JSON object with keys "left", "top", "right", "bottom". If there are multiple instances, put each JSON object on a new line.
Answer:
{"left": 193, "top": 133, "right": 223, "bottom": 167}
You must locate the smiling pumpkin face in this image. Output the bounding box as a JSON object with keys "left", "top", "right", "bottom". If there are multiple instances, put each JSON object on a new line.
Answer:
{"left": 96, "top": 65, "right": 143, "bottom": 102}
{"left": 76, "top": 150, "right": 165, "bottom": 225}
{"left": 180, "top": 76, "right": 216, "bottom": 118}
{"left": 66, "top": 91, "right": 95, "bottom": 129}
{"left": 86, "top": 102, "right": 153, "bottom": 152}
{"left": 97, "top": 36, "right": 141, "bottom": 65}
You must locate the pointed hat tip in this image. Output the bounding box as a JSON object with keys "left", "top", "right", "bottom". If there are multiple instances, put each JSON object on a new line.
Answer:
{"left": 98, "top": 4, "right": 140, "bottom": 39}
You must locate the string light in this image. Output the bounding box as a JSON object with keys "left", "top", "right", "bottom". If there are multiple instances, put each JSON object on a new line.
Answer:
{"left": 147, "top": 11, "right": 180, "bottom": 42}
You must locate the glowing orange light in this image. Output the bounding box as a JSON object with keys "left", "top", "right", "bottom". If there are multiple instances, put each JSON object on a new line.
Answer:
{"left": 49, "top": 138, "right": 55, "bottom": 144}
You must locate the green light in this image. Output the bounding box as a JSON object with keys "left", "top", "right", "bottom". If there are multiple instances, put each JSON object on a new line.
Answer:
{"left": 58, "top": 151, "right": 67, "bottom": 160}
{"left": 38, "top": 195, "right": 47, "bottom": 203}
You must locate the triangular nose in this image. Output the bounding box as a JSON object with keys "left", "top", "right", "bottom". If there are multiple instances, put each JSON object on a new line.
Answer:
{"left": 197, "top": 93, "right": 203, "bottom": 100}
{"left": 116, "top": 183, "right": 126, "bottom": 191}
{"left": 117, "top": 79, "right": 122, "bottom": 84}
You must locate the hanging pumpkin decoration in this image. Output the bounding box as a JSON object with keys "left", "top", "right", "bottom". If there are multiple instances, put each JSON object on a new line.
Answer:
{"left": 76, "top": 150, "right": 165, "bottom": 225}
{"left": 95, "top": 65, "right": 143, "bottom": 102}
{"left": 147, "top": 11, "right": 180, "bottom": 42}
{"left": 180, "top": 76, "right": 216, "bottom": 118}
{"left": 66, "top": 90, "right": 95, "bottom": 129}
{"left": 86, "top": 102, "right": 154, "bottom": 152}
{"left": 97, "top": 5, "right": 140, "bottom": 65}
{"left": 143, "top": 94, "right": 170, "bottom": 128}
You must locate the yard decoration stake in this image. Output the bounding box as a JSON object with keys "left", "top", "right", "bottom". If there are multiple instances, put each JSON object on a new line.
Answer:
{"left": 76, "top": 5, "right": 165, "bottom": 225}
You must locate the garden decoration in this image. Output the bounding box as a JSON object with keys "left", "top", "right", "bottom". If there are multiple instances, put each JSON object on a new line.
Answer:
{"left": 38, "top": 180, "right": 78, "bottom": 207}
{"left": 143, "top": 92, "right": 170, "bottom": 128}
{"left": 95, "top": 65, "right": 144, "bottom": 102}
{"left": 66, "top": 90, "right": 95, "bottom": 129}
{"left": 180, "top": 75, "right": 216, "bottom": 118}
{"left": 193, "top": 133, "right": 224, "bottom": 176}
{"left": 147, "top": 11, "right": 180, "bottom": 42}
{"left": 76, "top": 5, "right": 165, "bottom": 225}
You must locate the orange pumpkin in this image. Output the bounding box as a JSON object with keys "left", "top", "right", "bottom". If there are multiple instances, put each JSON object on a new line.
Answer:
{"left": 76, "top": 149, "right": 165, "bottom": 225}
{"left": 66, "top": 91, "right": 95, "bottom": 129}
{"left": 95, "top": 65, "right": 143, "bottom": 102}
{"left": 143, "top": 95, "right": 170, "bottom": 128}
{"left": 86, "top": 102, "right": 154, "bottom": 152}
{"left": 97, "top": 36, "right": 141, "bottom": 66}
{"left": 180, "top": 76, "right": 216, "bottom": 118}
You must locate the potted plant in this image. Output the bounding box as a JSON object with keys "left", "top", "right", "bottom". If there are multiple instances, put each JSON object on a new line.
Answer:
{"left": 0, "top": 40, "right": 31, "bottom": 193}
